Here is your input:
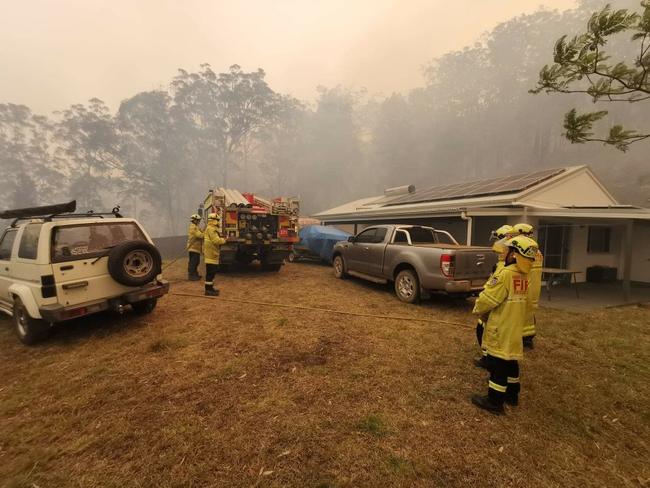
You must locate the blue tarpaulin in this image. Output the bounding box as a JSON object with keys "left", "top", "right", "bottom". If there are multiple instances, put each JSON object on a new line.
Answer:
{"left": 296, "top": 225, "right": 351, "bottom": 263}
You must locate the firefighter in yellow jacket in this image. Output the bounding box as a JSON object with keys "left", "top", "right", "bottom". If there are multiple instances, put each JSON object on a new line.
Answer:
{"left": 471, "top": 236, "right": 539, "bottom": 414}
{"left": 203, "top": 213, "right": 227, "bottom": 296}
{"left": 187, "top": 214, "right": 204, "bottom": 281}
{"left": 475, "top": 224, "right": 516, "bottom": 369}
{"left": 513, "top": 223, "right": 543, "bottom": 348}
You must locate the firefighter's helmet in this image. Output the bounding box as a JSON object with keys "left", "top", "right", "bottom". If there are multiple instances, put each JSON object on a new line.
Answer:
{"left": 207, "top": 213, "right": 220, "bottom": 221}
{"left": 190, "top": 213, "right": 201, "bottom": 222}
{"left": 491, "top": 224, "right": 515, "bottom": 240}
{"left": 506, "top": 236, "right": 538, "bottom": 260}
{"left": 513, "top": 223, "right": 534, "bottom": 236}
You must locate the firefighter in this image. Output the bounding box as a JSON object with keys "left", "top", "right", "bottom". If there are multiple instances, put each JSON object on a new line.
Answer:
{"left": 513, "top": 223, "right": 543, "bottom": 349}
{"left": 471, "top": 236, "right": 539, "bottom": 414}
{"left": 475, "top": 224, "right": 516, "bottom": 369}
{"left": 203, "top": 213, "right": 227, "bottom": 296}
{"left": 187, "top": 214, "right": 204, "bottom": 281}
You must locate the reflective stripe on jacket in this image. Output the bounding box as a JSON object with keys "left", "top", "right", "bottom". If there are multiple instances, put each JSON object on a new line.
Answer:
{"left": 473, "top": 263, "right": 529, "bottom": 360}
{"left": 187, "top": 223, "right": 204, "bottom": 254}
{"left": 203, "top": 222, "right": 226, "bottom": 264}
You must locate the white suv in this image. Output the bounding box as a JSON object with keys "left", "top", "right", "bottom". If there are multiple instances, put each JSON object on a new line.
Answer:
{"left": 0, "top": 202, "right": 169, "bottom": 344}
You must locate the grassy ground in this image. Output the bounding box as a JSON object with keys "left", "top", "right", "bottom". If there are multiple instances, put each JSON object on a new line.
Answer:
{"left": 0, "top": 261, "right": 648, "bottom": 487}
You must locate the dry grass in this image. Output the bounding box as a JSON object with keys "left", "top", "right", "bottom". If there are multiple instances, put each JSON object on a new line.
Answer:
{"left": 0, "top": 261, "right": 649, "bottom": 487}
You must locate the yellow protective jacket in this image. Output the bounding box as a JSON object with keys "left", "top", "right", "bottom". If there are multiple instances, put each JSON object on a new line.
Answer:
{"left": 524, "top": 249, "right": 544, "bottom": 337}
{"left": 478, "top": 258, "right": 505, "bottom": 325}
{"left": 203, "top": 222, "right": 227, "bottom": 265}
{"left": 187, "top": 223, "right": 204, "bottom": 254}
{"left": 473, "top": 263, "right": 530, "bottom": 361}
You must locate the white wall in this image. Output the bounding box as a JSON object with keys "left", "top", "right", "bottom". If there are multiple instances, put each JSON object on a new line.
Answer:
{"left": 525, "top": 170, "right": 617, "bottom": 207}
{"left": 568, "top": 224, "right": 624, "bottom": 282}
{"left": 332, "top": 224, "right": 356, "bottom": 234}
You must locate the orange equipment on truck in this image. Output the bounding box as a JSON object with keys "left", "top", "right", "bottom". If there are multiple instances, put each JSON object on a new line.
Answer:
{"left": 200, "top": 188, "right": 299, "bottom": 271}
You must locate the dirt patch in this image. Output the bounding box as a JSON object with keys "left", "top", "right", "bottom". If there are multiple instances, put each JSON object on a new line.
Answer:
{"left": 0, "top": 260, "right": 648, "bottom": 487}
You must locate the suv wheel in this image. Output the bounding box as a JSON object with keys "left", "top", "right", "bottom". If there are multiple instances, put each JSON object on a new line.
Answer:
{"left": 333, "top": 255, "right": 347, "bottom": 279}
{"left": 395, "top": 269, "right": 420, "bottom": 304}
{"left": 13, "top": 298, "right": 50, "bottom": 345}
{"left": 287, "top": 252, "right": 297, "bottom": 263}
{"left": 108, "top": 241, "right": 162, "bottom": 287}
{"left": 132, "top": 298, "right": 157, "bottom": 315}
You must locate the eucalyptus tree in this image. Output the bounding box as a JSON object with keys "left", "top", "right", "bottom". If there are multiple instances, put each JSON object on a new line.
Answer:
{"left": 117, "top": 90, "right": 191, "bottom": 234}
{"left": 0, "top": 104, "right": 59, "bottom": 208}
{"left": 171, "top": 64, "right": 282, "bottom": 187}
{"left": 54, "top": 98, "right": 120, "bottom": 209}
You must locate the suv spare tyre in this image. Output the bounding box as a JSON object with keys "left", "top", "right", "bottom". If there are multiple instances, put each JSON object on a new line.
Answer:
{"left": 107, "top": 240, "right": 162, "bottom": 287}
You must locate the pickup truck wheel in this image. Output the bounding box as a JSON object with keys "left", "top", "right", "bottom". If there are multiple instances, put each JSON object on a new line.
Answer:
{"left": 108, "top": 241, "right": 162, "bottom": 287}
{"left": 395, "top": 269, "right": 420, "bottom": 304}
{"left": 13, "top": 298, "right": 50, "bottom": 345}
{"left": 132, "top": 298, "right": 157, "bottom": 315}
{"left": 333, "top": 255, "right": 346, "bottom": 279}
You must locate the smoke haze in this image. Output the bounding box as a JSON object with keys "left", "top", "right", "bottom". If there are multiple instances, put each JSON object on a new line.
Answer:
{"left": 1, "top": 0, "right": 648, "bottom": 237}
{"left": 2, "top": 0, "right": 575, "bottom": 112}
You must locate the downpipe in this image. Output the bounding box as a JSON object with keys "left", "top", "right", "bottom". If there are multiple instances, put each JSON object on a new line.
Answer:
{"left": 461, "top": 211, "right": 473, "bottom": 246}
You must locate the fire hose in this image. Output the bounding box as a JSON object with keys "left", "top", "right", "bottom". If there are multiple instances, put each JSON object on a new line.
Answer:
{"left": 169, "top": 291, "right": 472, "bottom": 328}
{"left": 162, "top": 247, "right": 473, "bottom": 328}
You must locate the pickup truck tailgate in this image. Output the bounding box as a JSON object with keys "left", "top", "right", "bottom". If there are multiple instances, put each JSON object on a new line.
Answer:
{"left": 453, "top": 249, "right": 497, "bottom": 281}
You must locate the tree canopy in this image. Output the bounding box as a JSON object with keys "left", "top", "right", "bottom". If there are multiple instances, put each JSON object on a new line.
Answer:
{"left": 532, "top": 1, "right": 650, "bottom": 151}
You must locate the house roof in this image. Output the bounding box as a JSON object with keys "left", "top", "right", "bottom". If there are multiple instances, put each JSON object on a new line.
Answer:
{"left": 313, "top": 165, "right": 650, "bottom": 222}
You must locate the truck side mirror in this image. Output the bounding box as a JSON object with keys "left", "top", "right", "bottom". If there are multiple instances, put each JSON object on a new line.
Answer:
{"left": 347, "top": 236, "right": 355, "bottom": 243}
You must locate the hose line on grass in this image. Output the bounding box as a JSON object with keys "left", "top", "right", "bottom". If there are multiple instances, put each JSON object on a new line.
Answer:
{"left": 169, "top": 291, "right": 472, "bottom": 328}
{"left": 161, "top": 247, "right": 191, "bottom": 272}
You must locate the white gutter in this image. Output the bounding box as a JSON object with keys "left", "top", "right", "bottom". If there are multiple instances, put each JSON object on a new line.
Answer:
{"left": 461, "top": 211, "right": 472, "bottom": 245}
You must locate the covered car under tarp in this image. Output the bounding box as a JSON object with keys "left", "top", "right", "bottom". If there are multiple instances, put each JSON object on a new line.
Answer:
{"left": 293, "top": 225, "right": 351, "bottom": 263}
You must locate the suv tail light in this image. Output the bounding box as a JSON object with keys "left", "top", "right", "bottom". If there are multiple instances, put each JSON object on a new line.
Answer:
{"left": 440, "top": 254, "right": 456, "bottom": 278}
{"left": 41, "top": 275, "right": 57, "bottom": 298}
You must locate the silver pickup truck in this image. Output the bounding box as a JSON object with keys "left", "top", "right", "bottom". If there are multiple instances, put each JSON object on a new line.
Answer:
{"left": 332, "top": 224, "right": 497, "bottom": 303}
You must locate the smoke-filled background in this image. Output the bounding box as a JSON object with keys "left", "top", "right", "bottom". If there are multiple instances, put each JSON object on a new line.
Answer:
{"left": 1, "top": 0, "right": 648, "bottom": 236}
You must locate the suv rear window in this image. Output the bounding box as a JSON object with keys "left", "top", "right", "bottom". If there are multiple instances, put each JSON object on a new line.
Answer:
{"left": 52, "top": 222, "right": 146, "bottom": 262}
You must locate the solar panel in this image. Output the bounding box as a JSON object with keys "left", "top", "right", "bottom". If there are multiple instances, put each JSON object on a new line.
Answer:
{"left": 383, "top": 168, "right": 566, "bottom": 206}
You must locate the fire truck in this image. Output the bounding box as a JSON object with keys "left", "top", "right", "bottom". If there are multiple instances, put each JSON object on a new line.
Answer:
{"left": 200, "top": 188, "right": 299, "bottom": 271}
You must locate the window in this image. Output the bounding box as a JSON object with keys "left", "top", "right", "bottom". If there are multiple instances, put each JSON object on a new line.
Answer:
{"left": 355, "top": 228, "right": 377, "bottom": 243}
{"left": 394, "top": 230, "right": 409, "bottom": 244}
{"left": 52, "top": 222, "right": 146, "bottom": 262}
{"left": 409, "top": 227, "right": 436, "bottom": 244}
{"left": 18, "top": 224, "right": 42, "bottom": 260}
{"left": 373, "top": 228, "right": 387, "bottom": 243}
{"left": 434, "top": 231, "right": 456, "bottom": 245}
{"left": 587, "top": 226, "right": 611, "bottom": 253}
{"left": 0, "top": 229, "right": 18, "bottom": 261}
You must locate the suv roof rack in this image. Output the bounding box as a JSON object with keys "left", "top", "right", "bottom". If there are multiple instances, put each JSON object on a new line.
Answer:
{"left": 0, "top": 201, "right": 123, "bottom": 227}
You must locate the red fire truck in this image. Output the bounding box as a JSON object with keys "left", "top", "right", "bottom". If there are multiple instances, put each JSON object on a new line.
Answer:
{"left": 200, "top": 188, "right": 299, "bottom": 271}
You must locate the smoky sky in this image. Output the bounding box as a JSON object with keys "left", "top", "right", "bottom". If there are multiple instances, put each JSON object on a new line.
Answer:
{"left": 1, "top": 0, "right": 576, "bottom": 113}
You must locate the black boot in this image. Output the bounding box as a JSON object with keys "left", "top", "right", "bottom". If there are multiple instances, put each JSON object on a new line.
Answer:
{"left": 504, "top": 394, "right": 519, "bottom": 407}
{"left": 474, "top": 356, "right": 488, "bottom": 369}
{"left": 204, "top": 285, "right": 219, "bottom": 296}
{"left": 471, "top": 394, "right": 505, "bottom": 415}
{"left": 188, "top": 274, "right": 201, "bottom": 281}
{"left": 523, "top": 336, "right": 534, "bottom": 349}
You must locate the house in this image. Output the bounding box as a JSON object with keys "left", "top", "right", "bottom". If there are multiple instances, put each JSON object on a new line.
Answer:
{"left": 313, "top": 165, "right": 650, "bottom": 293}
